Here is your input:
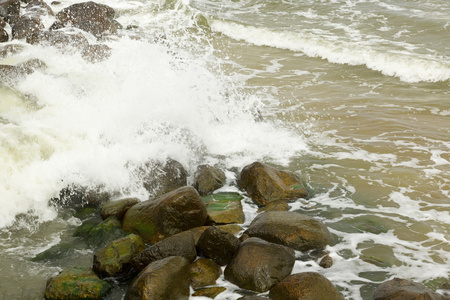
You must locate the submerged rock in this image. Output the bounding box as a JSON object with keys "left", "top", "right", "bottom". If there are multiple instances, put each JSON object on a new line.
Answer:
{"left": 193, "top": 164, "right": 226, "bottom": 195}
{"left": 32, "top": 238, "right": 86, "bottom": 262}
{"left": 125, "top": 256, "right": 190, "bottom": 300}
{"left": 238, "top": 162, "right": 308, "bottom": 206}
{"left": 45, "top": 266, "right": 111, "bottom": 300}
{"left": 197, "top": 226, "right": 241, "bottom": 266}
{"left": 81, "top": 44, "right": 111, "bottom": 62}
{"left": 122, "top": 186, "right": 207, "bottom": 244}
{"left": 131, "top": 230, "right": 197, "bottom": 272}
{"left": 93, "top": 234, "right": 145, "bottom": 278}
{"left": 27, "top": 30, "right": 89, "bottom": 50}
{"left": 244, "top": 211, "right": 334, "bottom": 251}
{"left": 269, "top": 272, "right": 344, "bottom": 300}
{"left": 202, "top": 192, "right": 245, "bottom": 224}
{"left": 374, "top": 278, "right": 446, "bottom": 300}
{"left": 99, "top": 197, "right": 139, "bottom": 221}
{"left": 190, "top": 258, "right": 222, "bottom": 289}
{"left": 224, "top": 237, "right": 295, "bottom": 292}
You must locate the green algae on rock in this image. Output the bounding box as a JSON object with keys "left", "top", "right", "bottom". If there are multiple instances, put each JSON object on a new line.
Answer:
{"left": 202, "top": 193, "right": 245, "bottom": 224}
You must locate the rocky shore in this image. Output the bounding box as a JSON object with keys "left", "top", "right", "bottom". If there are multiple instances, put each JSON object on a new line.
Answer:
{"left": 1, "top": 0, "right": 449, "bottom": 299}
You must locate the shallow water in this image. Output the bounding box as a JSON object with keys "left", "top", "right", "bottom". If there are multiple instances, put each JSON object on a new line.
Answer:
{"left": 0, "top": 0, "right": 449, "bottom": 298}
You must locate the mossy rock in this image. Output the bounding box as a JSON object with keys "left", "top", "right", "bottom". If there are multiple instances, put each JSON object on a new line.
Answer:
{"left": 74, "top": 218, "right": 101, "bottom": 238}
{"left": 202, "top": 193, "right": 245, "bottom": 224}
{"left": 86, "top": 216, "right": 126, "bottom": 248}
{"left": 45, "top": 266, "right": 111, "bottom": 300}
{"left": 74, "top": 207, "right": 98, "bottom": 220}
{"left": 192, "top": 287, "right": 226, "bottom": 299}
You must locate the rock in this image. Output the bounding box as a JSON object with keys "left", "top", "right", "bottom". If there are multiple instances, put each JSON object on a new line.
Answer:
{"left": 82, "top": 44, "right": 111, "bottom": 62}
{"left": 12, "top": 17, "right": 44, "bottom": 40}
{"left": 125, "top": 256, "right": 190, "bottom": 300}
{"left": 93, "top": 234, "right": 145, "bottom": 278}
{"left": 0, "top": 16, "right": 6, "bottom": 27}
{"left": 45, "top": 266, "right": 111, "bottom": 300}
{"left": 217, "top": 224, "right": 243, "bottom": 235}
{"left": 122, "top": 186, "right": 207, "bottom": 244}
{"left": 224, "top": 237, "right": 295, "bottom": 292}
{"left": 27, "top": 30, "right": 89, "bottom": 50}
{"left": 190, "top": 258, "right": 222, "bottom": 289}
{"left": 0, "top": 58, "right": 46, "bottom": 80}
{"left": 74, "top": 218, "right": 101, "bottom": 238}
{"left": 100, "top": 197, "right": 139, "bottom": 221}
{"left": 51, "top": 184, "right": 112, "bottom": 208}
{"left": 192, "top": 287, "right": 226, "bottom": 299}
{"left": 140, "top": 158, "right": 188, "bottom": 198}
{"left": 269, "top": 272, "right": 344, "bottom": 300}
{"left": 0, "top": 44, "right": 24, "bottom": 58}
{"left": 131, "top": 230, "right": 197, "bottom": 272}
{"left": 32, "top": 239, "right": 85, "bottom": 261}
{"left": 55, "top": 1, "right": 122, "bottom": 37}
{"left": 24, "top": 0, "right": 54, "bottom": 16}
{"left": 237, "top": 297, "right": 271, "bottom": 300}
{"left": 238, "top": 162, "right": 307, "bottom": 206}
{"left": 193, "top": 164, "right": 226, "bottom": 195}
{"left": 244, "top": 211, "right": 334, "bottom": 252}
{"left": 86, "top": 216, "right": 127, "bottom": 248}
{"left": 257, "top": 200, "right": 290, "bottom": 213}
{"left": 197, "top": 226, "right": 240, "bottom": 266}
{"left": 0, "top": 0, "right": 20, "bottom": 24}
{"left": 319, "top": 254, "right": 333, "bottom": 268}
{"left": 0, "top": 27, "right": 7, "bottom": 42}
{"left": 374, "top": 278, "right": 446, "bottom": 300}
{"left": 202, "top": 193, "right": 245, "bottom": 224}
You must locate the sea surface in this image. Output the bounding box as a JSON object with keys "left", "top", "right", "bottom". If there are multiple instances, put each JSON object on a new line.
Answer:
{"left": 0, "top": 0, "right": 449, "bottom": 298}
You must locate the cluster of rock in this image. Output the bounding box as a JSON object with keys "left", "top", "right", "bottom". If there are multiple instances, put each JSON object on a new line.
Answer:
{"left": 36, "top": 159, "right": 449, "bottom": 299}
{"left": 0, "top": 0, "right": 120, "bottom": 81}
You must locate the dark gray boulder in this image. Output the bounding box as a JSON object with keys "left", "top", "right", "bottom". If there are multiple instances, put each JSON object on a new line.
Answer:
{"left": 99, "top": 197, "right": 139, "bottom": 221}
{"left": 224, "top": 237, "right": 295, "bottom": 292}
{"left": 197, "top": 226, "right": 240, "bottom": 266}
{"left": 193, "top": 164, "right": 226, "bottom": 195}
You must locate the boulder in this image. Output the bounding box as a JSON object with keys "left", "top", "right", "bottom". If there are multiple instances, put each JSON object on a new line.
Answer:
{"left": 269, "top": 272, "right": 344, "bottom": 300}
{"left": 24, "top": 0, "right": 53, "bottom": 16}
{"left": 32, "top": 238, "right": 86, "bottom": 262}
{"left": 140, "top": 158, "right": 188, "bottom": 198}
{"left": 0, "top": 27, "right": 7, "bottom": 42}
{"left": 125, "top": 256, "right": 190, "bottom": 300}
{"left": 193, "top": 164, "right": 226, "bottom": 195}
{"left": 238, "top": 162, "right": 307, "bottom": 205}
{"left": 81, "top": 44, "right": 111, "bottom": 62}
{"left": 192, "top": 287, "right": 226, "bottom": 299}
{"left": 55, "top": 1, "right": 122, "bottom": 37}
{"left": 93, "top": 234, "right": 145, "bottom": 278}
{"left": 374, "top": 278, "right": 446, "bottom": 300}
{"left": 45, "top": 266, "right": 111, "bottom": 300}
{"left": 257, "top": 200, "right": 290, "bottom": 213}
{"left": 217, "top": 224, "right": 243, "bottom": 235}
{"left": 319, "top": 254, "right": 333, "bottom": 268}
{"left": 51, "top": 184, "right": 112, "bottom": 208}
{"left": 0, "top": 0, "right": 20, "bottom": 24}
{"left": 244, "top": 211, "right": 334, "bottom": 251}
{"left": 190, "top": 258, "right": 222, "bottom": 289}
{"left": 131, "top": 230, "right": 197, "bottom": 272}
{"left": 12, "top": 17, "right": 43, "bottom": 40}
{"left": 224, "top": 237, "right": 295, "bottom": 292}
{"left": 100, "top": 197, "right": 139, "bottom": 221}
{"left": 197, "top": 226, "right": 240, "bottom": 266}
{"left": 202, "top": 193, "right": 245, "bottom": 224}
{"left": 86, "top": 216, "right": 127, "bottom": 248}
{"left": 27, "top": 30, "right": 89, "bottom": 50}
{"left": 122, "top": 186, "right": 207, "bottom": 244}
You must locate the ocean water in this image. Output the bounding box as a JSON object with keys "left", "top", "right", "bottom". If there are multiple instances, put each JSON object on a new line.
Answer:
{"left": 0, "top": 0, "right": 449, "bottom": 298}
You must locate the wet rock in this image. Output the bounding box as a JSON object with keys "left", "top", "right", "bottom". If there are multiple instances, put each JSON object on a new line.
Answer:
{"left": 257, "top": 200, "right": 290, "bottom": 213}
{"left": 237, "top": 297, "right": 271, "bottom": 300}
{"left": 0, "top": 27, "right": 7, "bottom": 42}
{"left": 123, "top": 186, "right": 207, "bottom": 244}
{"left": 319, "top": 254, "right": 333, "bottom": 268}
{"left": 100, "top": 197, "right": 139, "bottom": 221}
{"left": 131, "top": 230, "right": 197, "bottom": 272}
{"left": 0, "top": 58, "right": 46, "bottom": 80}
{"left": 93, "top": 234, "right": 145, "bottom": 278}
{"left": 140, "top": 158, "right": 188, "bottom": 198}
{"left": 55, "top": 1, "right": 122, "bottom": 37}
{"left": 374, "top": 278, "right": 446, "bottom": 300}
{"left": 202, "top": 192, "right": 245, "bottom": 224}
{"left": 0, "top": 0, "right": 20, "bottom": 25}
{"left": 24, "top": 0, "right": 54, "bottom": 16}
{"left": 244, "top": 211, "right": 334, "bottom": 251}
{"left": 51, "top": 184, "right": 112, "bottom": 208}
{"left": 0, "top": 43, "right": 25, "bottom": 58}
{"left": 197, "top": 226, "right": 241, "bottom": 266}
{"left": 27, "top": 30, "right": 89, "bottom": 50}
{"left": 81, "top": 43, "right": 111, "bottom": 62}
{"left": 74, "top": 218, "right": 101, "bottom": 238}
{"left": 45, "top": 266, "right": 111, "bottom": 300}
{"left": 32, "top": 238, "right": 85, "bottom": 261}
{"left": 190, "top": 258, "right": 222, "bottom": 289}
{"left": 73, "top": 206, "right": 97, "bottom": 220}
{"left": 217, "top": 223, "right": 244, "bottom": 235}
{"left": 192, "top": 287, "right": 226, "bottom": 299}
{"left": 193, "top": 164, "right": 226, "bottom": 195}
{"left": 86, "top": 216, "right": 127, "bottom": 248}
{"left": 238, "top": 162, "right": 308, "bottom": 206}
{"left": 0, "top": 16, "right": 6, "bottom": 27}
{"left": 125, "top": 256, "right": 190, "bottom": 300}
{"left": 269, "top": 272, "right": 344, "bottom": 300}
{"left": 224, "top": 237, "right": 295, "bottom": 292}
{"left": 12, "top": 17, "right": 43, "bottom": 40}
